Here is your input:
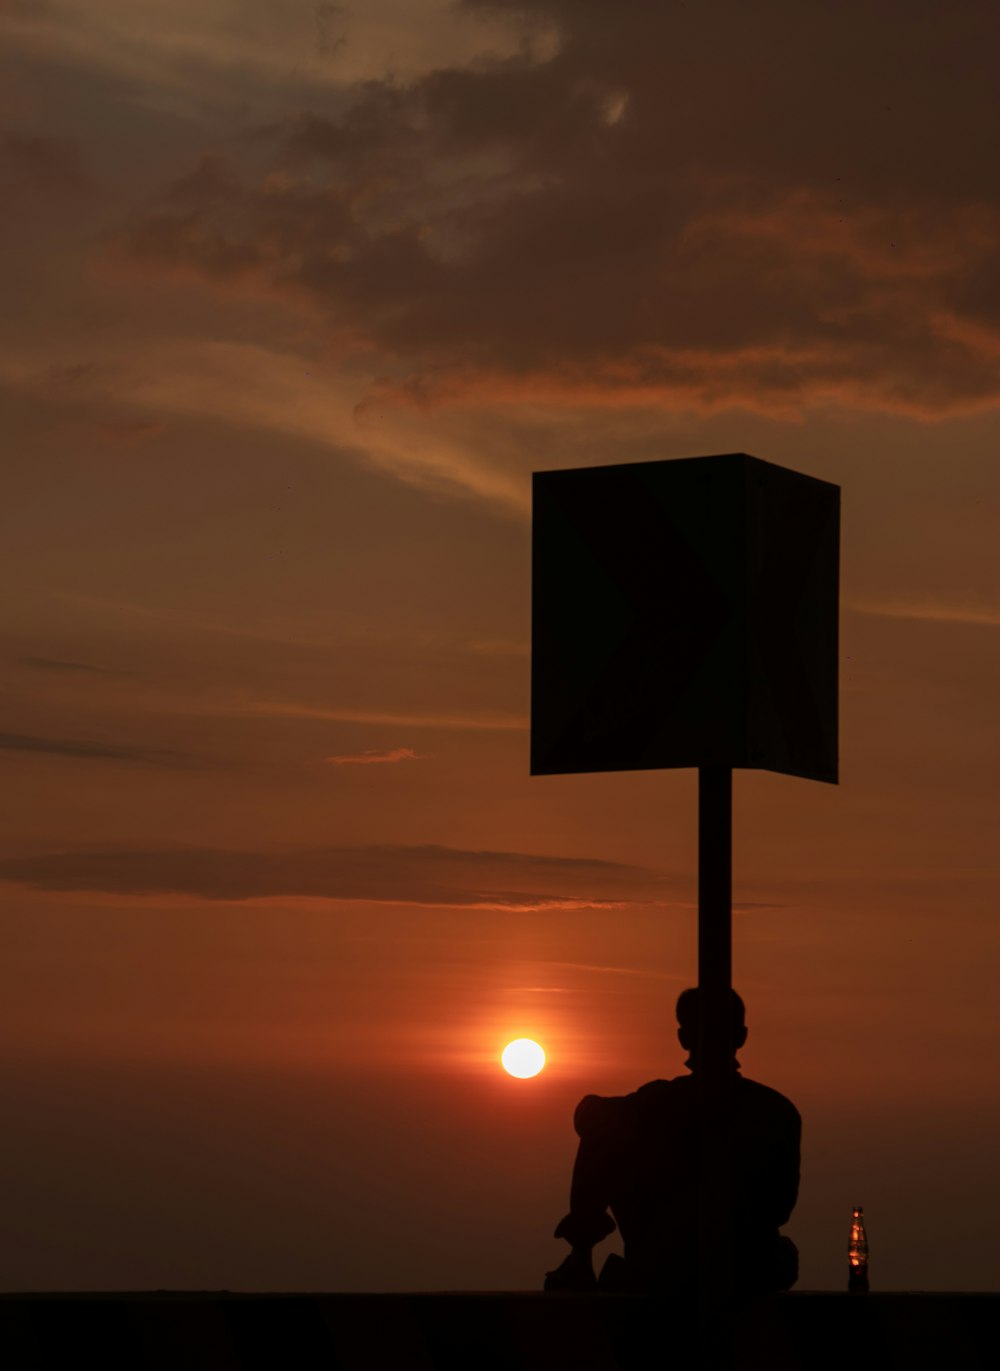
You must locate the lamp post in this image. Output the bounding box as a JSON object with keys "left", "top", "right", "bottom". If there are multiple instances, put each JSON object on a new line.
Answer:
{"left": 532, "top": 451, "right": 839, "bottom": 1319}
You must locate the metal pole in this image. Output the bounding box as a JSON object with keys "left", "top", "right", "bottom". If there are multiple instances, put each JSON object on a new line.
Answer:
{"left": 697, "top": 765, "right": 733, "bottom": 1330}
{"left": 698, "top": 765, "right": 733, "bottom": 1066}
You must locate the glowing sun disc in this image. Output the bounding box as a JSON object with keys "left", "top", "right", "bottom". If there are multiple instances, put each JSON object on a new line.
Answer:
{"left": 501, "top": 1038, "right": 545, "bottom": 1078}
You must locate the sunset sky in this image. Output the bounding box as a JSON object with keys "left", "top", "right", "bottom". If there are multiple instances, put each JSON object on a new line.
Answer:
{"left": 2, "top": 0, "right": 999, "bottom": 1293}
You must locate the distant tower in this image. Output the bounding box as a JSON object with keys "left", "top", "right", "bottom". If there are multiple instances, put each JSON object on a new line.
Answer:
{"left": 848, "top": 1206, "right": 869, "bottom": 1292}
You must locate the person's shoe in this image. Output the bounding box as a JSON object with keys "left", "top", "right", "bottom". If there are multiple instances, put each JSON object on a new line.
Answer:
{"left": 596, "top": 1252, "right": 630, "bottom": 1291}
{"left": 543, "top": 1249, "right": 598, "bottom": 1292}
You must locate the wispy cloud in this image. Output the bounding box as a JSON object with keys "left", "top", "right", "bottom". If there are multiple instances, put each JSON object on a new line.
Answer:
{"left": 92, "top": 417, "right": 164, "bottom": 445}
{"left": 0, "top": 842, "right": 670, "bottom": 910}
{"left": 510, "top": 985, "right": 573, "bottom": 995}
{"left": 550, "top": 961, "right": 683, "bottom": 982}
{"left": 0, "top": 338, "right": 528, "bottom": 513}
{"left": 325, "top": 746, "right": 426, "bottom": 766}
{"left": 468, "top": 639, "right": 530, "bottom": 657}
{"left": 1, "top": 0, "right": 521, "bottom": 101}
{"left": 850, "top": 598, "right": 1000, "bottom": 628}
{"left": 244, "top": 700, "right": 527, "bottom": 731}
{"left": 51, "top": 590, "right": 328, "bottom": 647}
{"left": 0, "top": 731, "right": 180, "bottom": 763}
{"left": 16, "top": 656, "right": 115, "bottom": 675}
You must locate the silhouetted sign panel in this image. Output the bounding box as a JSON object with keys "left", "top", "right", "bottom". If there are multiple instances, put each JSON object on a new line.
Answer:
{"left": 531, "top": 453, "right": 839, "bottom": 782}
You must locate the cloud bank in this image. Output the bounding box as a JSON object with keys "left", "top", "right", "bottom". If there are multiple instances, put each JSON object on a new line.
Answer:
{"left": 104, "top": 0, "right": 1000, "bottom": 419}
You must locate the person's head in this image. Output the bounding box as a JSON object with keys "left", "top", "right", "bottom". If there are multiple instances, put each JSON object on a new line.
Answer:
{"left": 675, "top": 987, "right": 748, "bottom": 1068}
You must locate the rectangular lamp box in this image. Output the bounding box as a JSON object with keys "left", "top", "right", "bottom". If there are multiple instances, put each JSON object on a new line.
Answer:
{"left": 531, "top": 453, "right": 840, "bottom": 783}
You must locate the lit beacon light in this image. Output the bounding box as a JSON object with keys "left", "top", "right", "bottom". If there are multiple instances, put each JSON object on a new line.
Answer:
{"left": 501, "top": 1038, "right": 546, "bottom": 1078}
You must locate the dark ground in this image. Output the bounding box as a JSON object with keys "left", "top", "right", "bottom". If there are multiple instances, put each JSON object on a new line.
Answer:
{"left": 1, "top": 1291, "right": 997, "bottom": 1369}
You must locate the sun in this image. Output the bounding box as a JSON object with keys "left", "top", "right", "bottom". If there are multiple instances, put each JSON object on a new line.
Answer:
{"left": 501, "top": 1038, "right": 546, "bottom": 1078}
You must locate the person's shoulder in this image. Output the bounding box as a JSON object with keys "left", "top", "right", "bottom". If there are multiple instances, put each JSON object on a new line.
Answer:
{"left": 631, "top": 1077, "right": 692, "bottom": 1120}
{"left": 635, "top": 1077, "right": 679, "bottom": 1099}
{"left": 573, "top": 1092, "right": 627, "bottom": 1136}
{"left": 737, "top": 1076, "right": 801, "bottom": 1123}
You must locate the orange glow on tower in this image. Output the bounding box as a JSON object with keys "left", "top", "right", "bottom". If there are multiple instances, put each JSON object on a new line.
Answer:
{"left": 848, "top": 1206, "right": 869, "bottom": 1292}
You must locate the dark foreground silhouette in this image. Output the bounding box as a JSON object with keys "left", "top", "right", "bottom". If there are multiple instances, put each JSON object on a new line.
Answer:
{"left": 545, "top": 989, "right": 800, "bottom": 1297}
{"left": 5, "top": 1292, "right": 1000, "bottom": 1371}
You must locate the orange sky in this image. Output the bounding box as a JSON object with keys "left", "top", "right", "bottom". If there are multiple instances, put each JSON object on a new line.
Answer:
{"left": 2, "top": 0, "right": 1000, "bottom": 1292}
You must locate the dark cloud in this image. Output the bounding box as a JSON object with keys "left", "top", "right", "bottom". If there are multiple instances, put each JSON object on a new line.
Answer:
{"left": 1, "top": 129, "right": 93, "bottom": 199}
{"left": 0, "top": 842, "right": 672, "bottom": 909}
{"left": 0, "top": 732, "right": 179, "bottom": 763}
{"left": 108, "top": 1, "right": 1000, "bottom": 417}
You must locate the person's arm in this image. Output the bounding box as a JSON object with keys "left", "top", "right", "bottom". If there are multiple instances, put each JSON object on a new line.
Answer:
{"left": 544, "top": 1095, "right": 621, "bottom": 1291}
{"left": 772, "top": 1104, "right": 801, "bottom": 1228}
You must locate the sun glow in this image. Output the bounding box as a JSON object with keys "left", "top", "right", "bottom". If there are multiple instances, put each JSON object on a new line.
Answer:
{"left": 501, "top": 1038, "right": 546, "bottom": 1078}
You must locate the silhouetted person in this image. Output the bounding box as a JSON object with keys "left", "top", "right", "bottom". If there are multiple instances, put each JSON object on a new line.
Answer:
{"left": 545, "top": 989, "right": 800, "bottom": 1297}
